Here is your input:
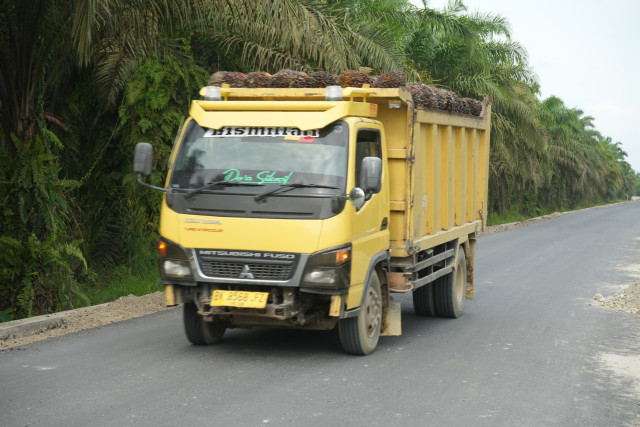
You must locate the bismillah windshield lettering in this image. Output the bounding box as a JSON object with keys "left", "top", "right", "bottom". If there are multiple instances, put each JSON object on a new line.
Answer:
{"left": 204, "top": 127, "right": 320, "bottom": 138}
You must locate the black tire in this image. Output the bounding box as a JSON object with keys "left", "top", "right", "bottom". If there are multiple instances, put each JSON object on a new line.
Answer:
{"left": 412, "top": 281, "right": 438, "bottom": 316}
{"left": 339, "top": 271, "right": 382, "bottom": 355}
{"left": 434, "top": 248, "right": 467, "bottom": 318}
{"left": 183, "top": 302, "right": 227, "bottom": 345}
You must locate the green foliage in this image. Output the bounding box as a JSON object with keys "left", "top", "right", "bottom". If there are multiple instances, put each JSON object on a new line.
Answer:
{"left": 50, "top": 54, "right": 207, "bottom": 278}
{"left": 1, "top": 0, "right": 639, "bottom": 322}
{"left": 402, "top": 4, "right": 547, "bottom": 216}
{"left": 83, "top": 264, "right": 159, "bottom": 306}
{"left": 0, "top": 131, "right": 87, "bottom": 319}
{"left": 531, "top": 96, "right": 640, "bottom": 213}
{"left": 486, "top": 208, "right": 527, "bottom": 226}
{"left": 633, "top": 173, "right": 640, "bottom": 197}
{"left": 101, "top": 55, "right": 207, "bottom": 270}
{"left": 193, "top": 0, "right": 407, "bottom": 75}
{"left": 398, "top": 2, "right": 640, "bottom": 217}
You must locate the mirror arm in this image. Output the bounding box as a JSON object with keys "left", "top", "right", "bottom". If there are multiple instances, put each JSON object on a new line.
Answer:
{"left": 136, "top": 174, "right": 168, "bottom": 192}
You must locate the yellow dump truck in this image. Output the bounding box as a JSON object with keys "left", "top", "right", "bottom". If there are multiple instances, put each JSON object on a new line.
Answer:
{"left": 133, "top": 84, "right": 490, "bottom": 355}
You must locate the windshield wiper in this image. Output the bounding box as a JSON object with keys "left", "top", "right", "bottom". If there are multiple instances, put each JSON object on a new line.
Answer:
{"left": 184, "top": 180, "right": 263, "bottom": 199}
{"left": 254, "top": 182, "right": 341, "bottom": 202}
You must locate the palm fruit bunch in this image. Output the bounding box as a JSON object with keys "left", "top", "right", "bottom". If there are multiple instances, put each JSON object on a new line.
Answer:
{"left": 407, "top": 83, "right": 435, "bottom": 109}
{"left": 310, "top": 70, "right": 337, "bottom": 87}
{"left": 336, "top": 70, "right": 373, "bottom": 88}
{"left": 207, "top": 71, "right": 227, "bottom": 86}
{"left": 406, "top": 83, "right": 425, "bottom": 106}
{"left": 207, "top": 71, "right": 247, "bottom": 87}
{"left": 269, "top": 69, "right": 313, "bottom": 88}
{"left": 457, "top": 98, "right": 471, "bottom": 115}
{"left": 465, "top": 98, "right": 483, "bottom": 116}
{"left": 441, "top": 88, "right": 460, "bottom": 112}
{"left": 429, "top": 87, "right": 446, "bottom": 110}
{"left": 457, "top": 98, "right": 482, "bottom": 116}
{"left": 373, "top": 71, "right": 406, "bottom": 88}
{"left": 205, "top": 68, "right": 483, "bottom": 116}
{"left": 431, "top": 87, "right": 458, "bottom": 111}
{"left": 245, "top": 71, "right": 272, "bottom": 88}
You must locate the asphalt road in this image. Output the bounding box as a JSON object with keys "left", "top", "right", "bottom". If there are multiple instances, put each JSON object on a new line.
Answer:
{"left": 2, "top": 203, "right": 640, "bottom": 427}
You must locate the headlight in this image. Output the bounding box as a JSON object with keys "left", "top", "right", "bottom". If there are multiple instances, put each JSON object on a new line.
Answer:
{"left": 301, "top": 245, "right": 351, "bottom": 290}
{"left": 304, "top": 269, "right": 339, "bottom": 284}
{"left": 163, "top": 260, "right": 192, "bottom": 279}
{"left": 158, "top": 239, "right": 193, "bottom": 280}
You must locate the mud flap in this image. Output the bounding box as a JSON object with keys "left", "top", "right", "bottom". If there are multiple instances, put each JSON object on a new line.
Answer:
{"left": 381, "top": 300, "right": 401, "bottom": 336}
{"left": 164, "top": 284, "right": 177, "bottom": 307}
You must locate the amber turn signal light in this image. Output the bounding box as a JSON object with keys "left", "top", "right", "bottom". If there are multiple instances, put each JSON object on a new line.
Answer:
{"left": 335, "top": 249, "right": 350, "bottom": 265}
{"left": 157, "top": 241, "right": 167, "bottom": 257}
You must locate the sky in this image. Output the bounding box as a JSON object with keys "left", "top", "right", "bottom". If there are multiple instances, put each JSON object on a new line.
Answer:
{"left": 412, "top": 0, "right": 640, "bottom": 173}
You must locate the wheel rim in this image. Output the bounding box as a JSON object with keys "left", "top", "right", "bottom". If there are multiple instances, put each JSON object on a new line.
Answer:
{"left": 364, "top": 287, "right": 381, "bottom": 338}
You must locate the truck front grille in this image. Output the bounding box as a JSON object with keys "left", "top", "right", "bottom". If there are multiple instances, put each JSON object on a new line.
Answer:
{"left": 199, "top": 261, "right": 294, "bottom": 280}
{"left": 195, "top": 249, "right": 300, "bottom": 281}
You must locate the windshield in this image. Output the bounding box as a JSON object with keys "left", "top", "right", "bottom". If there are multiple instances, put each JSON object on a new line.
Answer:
{"left": 170, "top": 121, "right": 348, "bottom": 194}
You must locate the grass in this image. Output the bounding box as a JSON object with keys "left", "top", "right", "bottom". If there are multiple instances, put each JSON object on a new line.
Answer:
{"left": 486, "top": 198, "right": 630, "bottom": 226}
{"left": 82, "top": 264, "right": 160, "bottom": 306}
{"left": 486, "top": 208, "right": 529, "bottom": 226}
{"left": 0, "top": 263, "right": 160, "bottom": 322}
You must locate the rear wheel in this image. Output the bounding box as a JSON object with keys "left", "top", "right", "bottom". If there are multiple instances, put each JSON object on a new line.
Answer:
{"left": 434, "top": 248, "right": 467, "bottom": 318}
{"left": 183, "top": 302, "right": 227, "bottom": 345}
{"left": 339, "top": 271, "right": 382, "bottom": 355}
{"left": 412, "top": 282, "right": 437, "bottom": 316}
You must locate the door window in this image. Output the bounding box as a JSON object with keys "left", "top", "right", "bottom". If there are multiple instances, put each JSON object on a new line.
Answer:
{"left": 355, "top": 129, "right": 382, "bottom": 193}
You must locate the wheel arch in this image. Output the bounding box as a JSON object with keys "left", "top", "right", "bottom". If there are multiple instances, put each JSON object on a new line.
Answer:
{"left": 342, "top": 250, "right": 389, "bottom": 319}
{"left": 359, "top": 251, "right": 390, "bottom": 308}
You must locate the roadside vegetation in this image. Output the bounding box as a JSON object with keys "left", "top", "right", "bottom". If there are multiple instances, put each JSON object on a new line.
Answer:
{"left": 1, "top": 0, "right": 639, "bottom": 320}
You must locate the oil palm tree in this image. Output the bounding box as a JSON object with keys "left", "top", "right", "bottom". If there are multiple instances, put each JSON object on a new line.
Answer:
{"left": 1, "top": 0, "right": 414, "bottom": 144}
{"left": 537, "top": 95, "right": 636, "bottom": 207}
{"left": 402, "top": 1, "right": 545, "bottom": 213}
{"left": 0, "top": 0, "right": 203, "bottom": 145}
{"left": 195, "top": 0, "right": 408, "bottom": 75}
{"left": 0, "top": 0, "right": 415, "bottom": 317}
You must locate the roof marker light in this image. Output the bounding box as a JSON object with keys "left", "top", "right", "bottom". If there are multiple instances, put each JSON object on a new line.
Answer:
{"left": 204, "top": 86, "right": 222, "bottom": 101}
{"left": 325, "top": 85, "right": 343, "bottom": 101}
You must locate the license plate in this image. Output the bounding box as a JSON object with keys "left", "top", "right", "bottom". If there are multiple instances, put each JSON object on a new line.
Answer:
{"left": 211, "top": 290, "right": 269, "bottom": 309}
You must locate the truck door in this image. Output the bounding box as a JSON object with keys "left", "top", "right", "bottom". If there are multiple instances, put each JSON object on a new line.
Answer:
{"left": 347, "top": 126, "right": 390, "bottom": 309}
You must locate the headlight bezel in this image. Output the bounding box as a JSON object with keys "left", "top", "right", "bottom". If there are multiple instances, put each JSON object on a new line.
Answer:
{"left": 158, "top": 238, "right": 194, "bottom": 280}
{"left": 301, "top": 244, "right": 351, "bottom": 290}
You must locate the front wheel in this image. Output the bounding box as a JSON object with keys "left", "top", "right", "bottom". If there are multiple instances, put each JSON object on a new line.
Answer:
{"left": 183, "top": 302, "right": 227, "bottom": 345}
{"left": 339, "top": 271, "right": 382, "bottom": 355}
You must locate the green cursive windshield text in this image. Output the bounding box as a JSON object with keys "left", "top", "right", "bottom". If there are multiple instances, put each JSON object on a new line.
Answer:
{"left": 223, "top": 169, "right": 293, "bottom": 185}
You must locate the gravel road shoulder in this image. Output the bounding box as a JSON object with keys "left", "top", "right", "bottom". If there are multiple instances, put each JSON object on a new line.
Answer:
{"left": 0, "top": 293, "right": 171, "bottom": 351}
{"left": 593, "top": 282, "right": 640, "bottom": 316}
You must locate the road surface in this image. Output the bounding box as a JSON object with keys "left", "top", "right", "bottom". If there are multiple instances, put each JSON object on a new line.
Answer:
{"left": 2, "top": 202, "right": 640, "bottom": 426}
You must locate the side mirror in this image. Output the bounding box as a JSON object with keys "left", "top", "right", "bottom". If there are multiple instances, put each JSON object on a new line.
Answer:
{"left": 133, "top": 142, "right": 153, "bottom": 177}
{"left": 360, "top": 156, "right": 382, "bottom": 194}
{"left": 133, "top": 143, "right": 166, "bottom": 192}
